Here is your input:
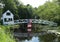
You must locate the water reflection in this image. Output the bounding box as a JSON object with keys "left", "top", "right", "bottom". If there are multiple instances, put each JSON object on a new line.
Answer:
{"left": 25, "top": 37, "right": 39, "bottom": 42}
{"left": 17, "top": 36, "right": 39, "bottom": 42}
{"left": 16, "top": 33, "right": 60, "bottom": 42}
{"left": 39, "top": 33, "right": 57, "bottom": 42}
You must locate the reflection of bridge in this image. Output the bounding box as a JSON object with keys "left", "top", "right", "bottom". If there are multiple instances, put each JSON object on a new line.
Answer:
{"left": 14, "top": 19, "right": 57, "bottom": 26}
{"left": 14, "top": 30, "right": 60, "bottom": 37}
{"left": 14, "top": 32, "right": 47, "bottom": 37}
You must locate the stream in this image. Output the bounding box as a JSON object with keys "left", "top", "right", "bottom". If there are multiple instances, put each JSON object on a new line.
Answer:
{"left": 17, "top": 36, "right": 39, "bottom": 42}
{"left": 11, "top": 27, "right": 60, "bottom": 42}
{"left": 14, "top": 32, "right": 60, "bottom": 42}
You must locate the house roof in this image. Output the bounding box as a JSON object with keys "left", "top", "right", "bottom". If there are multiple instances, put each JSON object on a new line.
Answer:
{"left": 3, "top": 10, "right": 13, "bottom": 14}
{"left": 3, "top": 10, "right": 14, "bottom": 16}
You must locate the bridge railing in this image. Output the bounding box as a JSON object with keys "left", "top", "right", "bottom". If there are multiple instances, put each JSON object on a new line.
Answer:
{"left": 14, "top": 19, "right": 57, "bottom": 26}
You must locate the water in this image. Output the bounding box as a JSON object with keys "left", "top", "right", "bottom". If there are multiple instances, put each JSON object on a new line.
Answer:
{"left": 16, "top": 33, "right": 60, "bottom": 42}
{"left": 17, "top": 36, "right": 39, "bottom": 42}
{"left": 13, "top": 27, "right": 60, "bottom": 42}
{"left": 24, "top": 37, "right": 39, "bottom": 42}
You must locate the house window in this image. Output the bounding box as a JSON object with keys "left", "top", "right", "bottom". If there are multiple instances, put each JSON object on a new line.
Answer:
{"left": 11, "top": 18, "right": 12, "bottom": 21}
{"left": 4, "top": 18, "right": 12, "bottom": 22}
{"left": 9, "top": 18, "right": 12, "bottom": 21}
{"left": 4, "top": 18, "right": 7, "bottom": 22}
{"left": 6, "top": 12, "right": 10, "bottom": 15}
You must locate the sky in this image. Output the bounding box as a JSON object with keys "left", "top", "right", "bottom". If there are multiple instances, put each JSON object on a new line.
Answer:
{"left": 19, "top": 0, "right": 50, "bottom": 7}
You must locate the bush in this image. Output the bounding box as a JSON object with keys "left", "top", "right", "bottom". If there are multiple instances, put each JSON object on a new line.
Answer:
{"left": 0, "top": 25, "right": 16, "bottom": 42}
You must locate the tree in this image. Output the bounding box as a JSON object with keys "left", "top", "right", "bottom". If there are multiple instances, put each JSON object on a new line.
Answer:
{"left": 2, "top": 0, "right": 19, "bottom": 19}
{"left": 18, "top": 4, "right": 34, "bottom": 19}
{"left": 52, "top": 0, "right": 60, "bottom": 5}
{"left": 0, "top": 8, "right": 3, "bottom": 19}
{"left": 14, "top": 0, "right": 22, "bottom": 6}
{"left": 37, "top": 1, "right": 60, "bottom": 25}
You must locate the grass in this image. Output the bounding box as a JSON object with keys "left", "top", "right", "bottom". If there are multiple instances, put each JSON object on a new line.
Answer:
{"left": 0, "top": 25, "right": 16, "bottom": 42}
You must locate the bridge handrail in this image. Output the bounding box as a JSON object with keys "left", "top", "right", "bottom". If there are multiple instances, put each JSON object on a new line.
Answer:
{"left": 14, "top": 19, "right": 57, "bottom": 26}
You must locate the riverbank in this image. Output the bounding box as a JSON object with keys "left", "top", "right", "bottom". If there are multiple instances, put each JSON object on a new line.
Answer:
{"left": 0, "top": 25, "right": 16, "bottom": 42}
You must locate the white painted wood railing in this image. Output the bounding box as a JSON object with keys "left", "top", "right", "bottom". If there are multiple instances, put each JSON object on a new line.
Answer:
{"left": 14, "top": 19, "right": 57, "bottom": 26}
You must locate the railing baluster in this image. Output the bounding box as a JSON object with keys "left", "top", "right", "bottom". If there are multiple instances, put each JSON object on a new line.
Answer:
{"left": 14, "top": 19, "right": 57, "bottom": 26}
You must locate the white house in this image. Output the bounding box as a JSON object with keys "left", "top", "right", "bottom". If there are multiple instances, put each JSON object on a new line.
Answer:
{"left": 2, "top": 10, "right": 14, "bottom": 25}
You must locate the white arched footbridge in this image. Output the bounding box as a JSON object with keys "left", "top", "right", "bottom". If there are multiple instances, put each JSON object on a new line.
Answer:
{"left": 14, "top": 19, "right": 57, "bottom": 27}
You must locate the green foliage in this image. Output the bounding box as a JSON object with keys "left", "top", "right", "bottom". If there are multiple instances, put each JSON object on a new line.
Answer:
{"left": 0, "top": 25, "right": 16, "bottom": 42}
{"left": 37, "top": 2, "right": 60, "bottom": 25}
{"left": 0, "top": 8, "right": 3, "bottom": 19}
{"left": 39, "top": 33, "right": 57, "bottom": 42}
{"left": 18, "top": 4, "right": 34, "bottom": 19}
{"left": 2, "top": 0, "right": 19, "bottom": 19}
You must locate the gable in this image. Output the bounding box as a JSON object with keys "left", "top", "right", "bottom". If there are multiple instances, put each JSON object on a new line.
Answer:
{"left": 3, "top": 10, "right": 14, "bottom": 16}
